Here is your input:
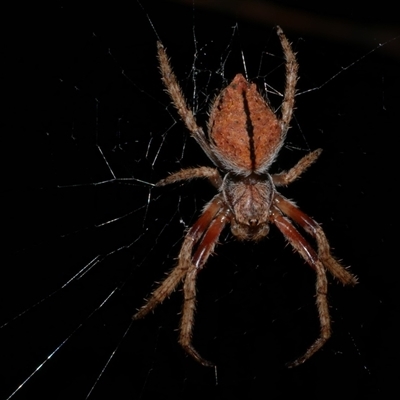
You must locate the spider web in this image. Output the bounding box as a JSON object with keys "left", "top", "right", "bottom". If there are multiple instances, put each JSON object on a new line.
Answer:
{"left": 3, "top": 1, "right": 399, "bottom": 399}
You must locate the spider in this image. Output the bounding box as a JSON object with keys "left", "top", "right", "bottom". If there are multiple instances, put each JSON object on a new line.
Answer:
{"left": 133, "top": 26, "right": 357, "bottom": 368}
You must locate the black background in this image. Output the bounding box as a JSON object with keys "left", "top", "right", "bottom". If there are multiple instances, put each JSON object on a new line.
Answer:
{"left": 3, "top": 1, "right": 400, "bottom": 399}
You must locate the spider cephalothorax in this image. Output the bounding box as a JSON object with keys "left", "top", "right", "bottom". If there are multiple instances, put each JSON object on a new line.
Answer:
{"left": 222, "top": 172, "right": 274, "bottom": 240}
{"left": 133, "top": 27, "right": 357, "bottom": 368}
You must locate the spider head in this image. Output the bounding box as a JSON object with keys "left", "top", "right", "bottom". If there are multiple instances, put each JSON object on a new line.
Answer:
{"left": 222, "top": 173, "right": 274, "bottom": 241}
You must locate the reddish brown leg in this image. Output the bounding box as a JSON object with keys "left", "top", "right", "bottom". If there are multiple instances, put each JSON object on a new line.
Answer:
{"left": 179, "top": 205, "right": 231, "bottom": 367}
{"left": 271, "top": 206, "right": 330, "bottom": 367}
{"left": 156, "top": 167, "right": 222, "bottom": 189}
{"left": 132, "top": 195, "right": 224, "bottom": 320}
{"left": 272, "top": 149, "right": 322, "bottom": 187}
{"left": 157, "top": 42, "right": 221, "bottom": 166}
{"left": 274, "top": 194, "right": 357, "bottom": 285}
{"left": 277, "top": 26, "right": 298, "bottom": 135}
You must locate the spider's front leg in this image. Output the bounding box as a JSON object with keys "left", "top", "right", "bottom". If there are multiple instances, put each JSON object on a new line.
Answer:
{"left": 132, "top": 195, "right": 224, "bottom": 320}
{"left": 271, "top": 205, "right": 330, "bottom": 367}
{"left": 133, "top": 195, "right": 231, "bottom": 367}
{"left": 179, "top": 200, "right": 231, "bottom": 367}
{"left": 274, "top": 194, "right": 357, "bottom": 285}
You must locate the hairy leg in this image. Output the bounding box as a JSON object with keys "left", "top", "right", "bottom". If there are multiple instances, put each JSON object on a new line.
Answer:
{"left": 157, "top": 42, "right": 221, "bottom": 166}
{"left": 157, "top": 167, "right": 222, "bottom": 189}
{"left": 133, "top": 195, "right": 224, "bottom": 320}
{"left": 277, "top": 26, "right": 299, "bottom": 137}
{"left": 274, "top": 194, "right": 357, "bottom": 285}
{"left": 271, "top": 206, "right": 330, "bottom": 367}
{"left": 272, "top": 149, "right": 322, "bottom": 187}
{"left": 179, "top": 204, "right": 230, "bottom": 366}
